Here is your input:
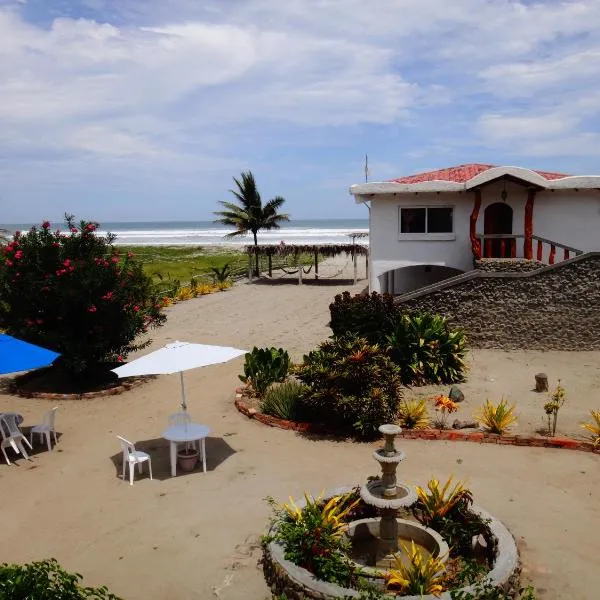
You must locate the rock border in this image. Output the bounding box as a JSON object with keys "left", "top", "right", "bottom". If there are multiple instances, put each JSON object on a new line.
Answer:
{"left": 262, "top": 487, "right": 521, "bottom": 600}
{"left": 234, "top": 390, "right": 600, "bottom": 454}
{"left": 10, "top": 373, "right": 152, "bottom": 400}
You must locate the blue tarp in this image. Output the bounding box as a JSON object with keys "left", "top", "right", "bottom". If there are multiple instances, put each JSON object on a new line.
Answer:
{"left": 0, "top": 334, "right": 60, "bottom": 375}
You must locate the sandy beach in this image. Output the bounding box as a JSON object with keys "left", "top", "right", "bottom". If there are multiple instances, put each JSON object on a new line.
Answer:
{"left": 1, "top": 258, "right": 599, "bottom": 600}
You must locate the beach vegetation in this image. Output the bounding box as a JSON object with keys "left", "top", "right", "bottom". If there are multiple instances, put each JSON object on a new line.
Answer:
{"left": 474, "top": 399, "right": 517, "bottom": 434}
{"left": 265, "top": 492, "right": 358, "bottom": 587}
{"left": 386, "top": 541, "right": 446, "bottom": 596}
{"left": 210, "top": 263, "right": 231, "bottom": 284}
{"left": 581, "top": 409, "right": 600, "bottom": 446}
{"left": 328, "top": 292, "right": 468, "bottom": 386}
{"left": 0, "top": 558, "right": 121, "bottom": 599}
{"left": 386, "top": 314, "right": 468, "bottom": 386}
{"left": 261, "top": 379, "right": 307, "bottom": 420}
{"left": 398, "top": 398, "right": 430, "bottom": 429}
{"left": 296, "top": 335, "right": 403, "bottom": 437}
{"left": 0, "top": 216, "right": 165, "bottom": 375}
{"left": 329, "top": 291, "right": 400, "bottom": 343}
{"left": 214, "top": 170, "right": 290, "bottom": 276}
{"left": 239, "top": 346, "right": 291, "bottom": 397}
{"left": 433, "top": 394, "right": 460, "bottom": 429}
{"left": 543, "top": 380, "right": 566, "bottom": 436}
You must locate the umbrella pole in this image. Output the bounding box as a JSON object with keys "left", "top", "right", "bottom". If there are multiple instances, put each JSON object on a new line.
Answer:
{"left": 180, "top": 371, "right": 187, "bottom": 411}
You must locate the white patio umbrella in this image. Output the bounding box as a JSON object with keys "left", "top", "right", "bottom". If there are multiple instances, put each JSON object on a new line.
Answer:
{"left": 111, "top": 341, "right": 247, "bottom": 410}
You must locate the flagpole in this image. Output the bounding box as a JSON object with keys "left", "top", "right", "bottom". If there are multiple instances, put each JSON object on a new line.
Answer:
{"left": 365, "top": 153, "right": 369, "bottom": 183}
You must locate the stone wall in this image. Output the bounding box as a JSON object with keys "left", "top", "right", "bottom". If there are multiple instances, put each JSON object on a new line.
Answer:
{"left": 475, "top": 259, "right": 544, "bottom": 272}
{"left": 397, "top": 253, "right": 600, "bottom": 351}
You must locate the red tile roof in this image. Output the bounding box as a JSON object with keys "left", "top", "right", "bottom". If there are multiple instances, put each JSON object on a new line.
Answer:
{"left": 390, "top": 163, "right": 569, "bottom": 184}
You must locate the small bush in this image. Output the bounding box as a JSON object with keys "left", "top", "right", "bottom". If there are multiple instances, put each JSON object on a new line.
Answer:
{"left": 0, "top": 558, "right": 121, "bottom": 599}
{"left": 581, "top": 409, "right": 600, "bottom": 446}
{"left": 239, "top": 347, "right": 290, "bottom": 397}
{"left": 329, "top": 291, "right": 399, "bottom": 343}
{"left": 474, "top": 399, "right": 517, "bottom": 434}
{"left": 398, "top": 399, "right": 430, "bottom": 429}
{"left": 386, "top": 313, "right": 467, "bottom": 385}
{"left": 386, "top": 541, "right": 446, "bottom": 596}
{"left": 296, "top": 335, "right": 403, "bottom": 437}
{"left": 261, "top": 379, "right": 307, "bottom": 420}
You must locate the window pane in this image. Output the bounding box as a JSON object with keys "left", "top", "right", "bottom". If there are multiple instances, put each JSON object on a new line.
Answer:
{"left": 427, "top": 207, "right": 453, "bottom": 233}
{"left": 400, "top": 208, "right": 426, "bottom": 233}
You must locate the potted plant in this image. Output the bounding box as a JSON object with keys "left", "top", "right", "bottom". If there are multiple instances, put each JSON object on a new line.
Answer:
{"left": 177, "top": 447, "right": 199, "bottom": 472}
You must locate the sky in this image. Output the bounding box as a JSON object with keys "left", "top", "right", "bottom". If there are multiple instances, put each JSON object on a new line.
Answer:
{"left": 1, "top": 0, "right": 599, "bottom": 223}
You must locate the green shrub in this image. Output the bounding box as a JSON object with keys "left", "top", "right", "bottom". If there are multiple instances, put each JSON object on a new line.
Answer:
{"left": 0, "top": 558, "right": 121, "bottom": 599}
{"left": 386, "top": 313, "right": 467, "bottom": 385}
{"left": 296, "top": 335, "right": 403, "bottom": 437}
{"left": 0, "top": 216, "right": 165, "bottom": 374}
{"left": 329, "top": 291, "right": 399, "bottom": 343}
{"left": 239, "top": 346, "right": 290, "bottom": 396}
{"left": 260, "top": 379, "right": 307, "bottom": 420}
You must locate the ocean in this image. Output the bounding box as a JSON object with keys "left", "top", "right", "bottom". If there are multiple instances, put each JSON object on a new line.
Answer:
{"left": 1, "top": 219, "right": 369, "bottom": 247}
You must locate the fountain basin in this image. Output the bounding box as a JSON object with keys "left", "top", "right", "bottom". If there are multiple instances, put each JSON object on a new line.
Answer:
{"left": 360, "top": 479, "right": 417, "bottom": 510}
{"left": 346, "top": 518, "right": 449, "bottom": 577}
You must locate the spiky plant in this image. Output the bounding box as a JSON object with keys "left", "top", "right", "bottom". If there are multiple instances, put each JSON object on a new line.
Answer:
{"left": 474, "top": 398, "right": 517, "bottom": 434}
{"left": 581, "top": 409, "right": 600, "bottom": 447}
{"left": 398, "top": 398, "right": 430, "bottom": 429}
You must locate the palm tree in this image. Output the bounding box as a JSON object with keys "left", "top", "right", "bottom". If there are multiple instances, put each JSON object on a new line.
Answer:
{"left": 214, "top": 171, "right": 290, "bottom": 276}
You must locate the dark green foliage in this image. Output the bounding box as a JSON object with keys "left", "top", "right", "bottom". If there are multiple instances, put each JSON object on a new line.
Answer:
{"left": 296, "top": 335, "right": 403, "bottom": 437}
{"left": 260, "top": 379, "right": 307, "bottom": 420}
{"left": 386, "top": 313, "right": 468, "bottom": 385}
{"left": 239, "top": 347, "right": 290, "bottom": 397}
{"left": 0, "top": 216, "right": 165, "bottom": 374}
{"left": 451, "top": 582, "right": 536, "bottom": 600}
{"left": 210, "top": 263, "right": 231, "bottom": 283}
{"left": 265, "top": 498, "right": 356, "bottom": 587}
{"left": 329, "top": 291, "right": 399, "bottom": 343}
{"left": 414, "top": 491, "right": 493, "bottom": 562}
{"left": 0, "top": 559, "right": 121, "bottom": 600}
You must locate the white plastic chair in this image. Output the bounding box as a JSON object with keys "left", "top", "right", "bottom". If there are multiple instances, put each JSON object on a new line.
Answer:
{"left": 0, "top": 414, "right": 32, "bottom": 465}
{"left": 30, "top": 407, "right": 58, "bottom": 452}
{"left": 116, "top": 436, "right": 152, "bottom": 485}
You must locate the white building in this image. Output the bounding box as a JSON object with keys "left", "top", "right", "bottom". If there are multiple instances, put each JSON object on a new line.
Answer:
{"left": 350, "top": 164, "right": 600, "bottom": 294}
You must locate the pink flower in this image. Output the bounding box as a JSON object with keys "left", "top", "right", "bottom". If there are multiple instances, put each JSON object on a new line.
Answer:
{"left": 14, "top": 251, "right": 22, "bottom": 259}
{"left": 111, "top": 256, "right": 119, "bottom": 263}
{"left": 133, "top": 305, "right": 140, "bottom": 312}
{"left": 101, "top": 291, "right": 113, "bottom": 301}
{"left": 117, "top": 355, "right": 124, "bottom": 362}
{"left": 70, "top": 227, "right": 78, "bottom": 233}
{"left": 127, "top": 252, "right": 134, "bottom": 258}
{"left": 6, "top": 259, "right": 13, "bottom": 267}
{"left": 52, "top": 242, "right": 60, "bottom": 248}
{"left": 63, "top": 259, "right": 71, "bottom": 267}
{"left": 42, "top": 221, "right": 50, "bottom": 229}
{"left": 88, "top": 305, "right": 97, "bottom": 313}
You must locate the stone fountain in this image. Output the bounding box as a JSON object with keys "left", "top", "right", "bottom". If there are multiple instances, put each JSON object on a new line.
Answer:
{"left": 349, "top": 424, "right": 447, "bottom": 571}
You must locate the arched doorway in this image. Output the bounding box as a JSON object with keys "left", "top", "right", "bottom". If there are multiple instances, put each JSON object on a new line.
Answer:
{"left": 484, "top": 202, "right": 513, "bottom": 258}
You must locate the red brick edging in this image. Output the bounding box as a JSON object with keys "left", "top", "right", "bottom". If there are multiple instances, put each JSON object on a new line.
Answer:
{"left": 10, "top": 376, "right": 151, "bottom": 400}
{"left": 234, "top": 389, "right": 599, "bottom": 454}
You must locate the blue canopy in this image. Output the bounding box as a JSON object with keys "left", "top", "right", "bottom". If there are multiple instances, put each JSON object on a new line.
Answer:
{"left": 0, "top": 334, "right": 60, "bottom": 375}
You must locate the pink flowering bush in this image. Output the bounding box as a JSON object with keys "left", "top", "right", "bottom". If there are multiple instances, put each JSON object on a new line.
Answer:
{"left": 0, "top": 215, "right": 166, "bottom": 374}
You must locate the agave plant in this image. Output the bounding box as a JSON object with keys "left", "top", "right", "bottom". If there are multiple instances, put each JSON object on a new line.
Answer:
{"left": 581, "top": 409, "right": 600, "bottom": 446}
{"left": 211, "top": 263, "right": 231, "bottom": 284}
{"left": 415, "top": 476, "right": 470, "bottom": 523}
{"left": 386, "top": 313, "right": 468, "bottom": 386}
{"left": 386, "top": 541, "right": 447, "bottom": 597}
{"left": 474, "top": 398, "right": 517, "bottom": 434}
{"left": 398, "top": 398, "right": 430, "bottom": 429}
{"left": 260, "top": 379, "right": 307, "bottom": 420}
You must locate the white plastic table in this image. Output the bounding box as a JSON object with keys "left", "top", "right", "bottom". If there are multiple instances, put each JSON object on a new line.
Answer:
{"left": 162, "top": 423, "right": 210, "bottom": 477}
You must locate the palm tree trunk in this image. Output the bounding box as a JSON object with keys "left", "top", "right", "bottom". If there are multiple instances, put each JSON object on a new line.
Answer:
{"left": 253, "top": 231, "right": 259, "bottom": 276}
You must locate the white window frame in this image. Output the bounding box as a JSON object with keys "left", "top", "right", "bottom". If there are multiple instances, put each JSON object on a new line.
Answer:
{"left": 398, "top": 205, "right": 456, "bottom": 241}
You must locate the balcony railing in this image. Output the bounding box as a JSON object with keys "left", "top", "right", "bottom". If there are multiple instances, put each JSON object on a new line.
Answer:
{"left": 476, "top": 234, "right": 582, "bottom": 264}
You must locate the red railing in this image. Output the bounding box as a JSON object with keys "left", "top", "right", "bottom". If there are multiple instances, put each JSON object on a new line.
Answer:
{"left": 476, "top": 234, "right": 582, "bottom": 264}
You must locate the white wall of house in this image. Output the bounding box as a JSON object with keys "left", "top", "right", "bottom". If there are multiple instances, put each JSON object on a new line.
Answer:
{"left": 364, "top": 182, "right": 600, "bottom": 294}
{"left": 533, "top": 191, "right": 600, "bottom": 253}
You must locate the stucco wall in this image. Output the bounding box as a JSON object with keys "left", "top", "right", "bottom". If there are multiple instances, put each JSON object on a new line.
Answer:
{"left": 396, "top": 253, "right": 600, "bottom": 350}
{"left": 367, "top": 184, "right": 600, "bottom": 292}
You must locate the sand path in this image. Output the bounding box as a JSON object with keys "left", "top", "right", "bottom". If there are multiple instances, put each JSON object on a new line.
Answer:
{"left": 1, "top": 268, "right": 599, "bottom": 600}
